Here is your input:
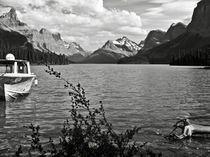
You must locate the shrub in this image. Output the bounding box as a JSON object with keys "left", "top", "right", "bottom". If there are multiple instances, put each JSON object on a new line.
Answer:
{"left": 15, "top": 65, "right": 143, "bottom": 157}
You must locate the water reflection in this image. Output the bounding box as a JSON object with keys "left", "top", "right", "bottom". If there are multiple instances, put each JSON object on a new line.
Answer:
{"left": 7, "top": 93, "right": 30, "bottom": 102}
{"left": 0, "top": 94, "right": 30, "bottom": 129}
{"left": 183, "top": 69, "right": 210, "bottom": 124}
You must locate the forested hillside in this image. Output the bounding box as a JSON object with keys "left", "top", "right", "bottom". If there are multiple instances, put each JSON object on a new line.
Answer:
{"left": 170, "top": 46, "right": 210, "bottom": 66}
{"left": 0, "top": 28, "right": 70, "bottom": 64}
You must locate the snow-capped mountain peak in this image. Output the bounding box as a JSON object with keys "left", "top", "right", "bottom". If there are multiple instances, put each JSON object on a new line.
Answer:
{"left": 114, "top": 36, "right": 142, "bottom": 51}
{"left": 0, "top": 8, "right": 26, "bottom": 28}
{"left": 100, "top": 36, "right": 142, "bottom": 57}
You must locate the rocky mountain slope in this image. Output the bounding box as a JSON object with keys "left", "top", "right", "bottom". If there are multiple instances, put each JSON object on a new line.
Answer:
{"left": 143, "top": 33, "right": 210, "bottom": 64}
{"left": 0, "top": 8, "right": 87, "bottom": 62}
{"left": 0, "top": 25, "right": 28, "bottom": 59}
{"left": 83, "top": 49, "right": 125, "bottom": 64}
{"left": 0, "top": 26, "right": 70, "bottom": 64}
{"left": 0, "top": 8, "right": 28, "bottom": 29}
{"left": 165, "top": 22, "right": 187, "bottom": 40}
{"left": 187, "top": 0, "right": 210, "bottom": 36}
{"left": 83, "top": 36, "right": 142, "bottom": 63}
{"left": 143, "top": 30, "right": 166, "bottom": 50}
{"left": 142, "top": 22, "right": 186, "bottom": 51}
{"left": 120, "top": 0, "right": 208, "bottom": 64}
{"left": 145, "top": 0, "right": 210, "bottom": 64}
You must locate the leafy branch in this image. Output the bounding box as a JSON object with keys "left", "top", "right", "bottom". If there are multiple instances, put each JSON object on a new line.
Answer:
{"left": 15, "top": 65, "right": 146, "bottom": 157}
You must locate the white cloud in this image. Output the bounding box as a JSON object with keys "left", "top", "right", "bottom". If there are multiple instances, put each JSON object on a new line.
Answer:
{"left": 149, "top": 0, "right": 173, "bottom": 3}
{"left": 161, "top": 1, "right": 199, "bottom": 18}
{"left": 119, "top": 26, "right": 148, "bottom": 35}
{"left": 0, "top": 0, "right": 200, "bottom": 50}
{"left": 142, "top": 0, "right": 199, "bottom": 30}
{"left": 142, "top": 7, "right": 164, "bottom": 17}
{"left": 95, "top": 31, "right": 115, "bottom": 37}
{"left": 0, "top": 0, "right": 144, "bottom": 51}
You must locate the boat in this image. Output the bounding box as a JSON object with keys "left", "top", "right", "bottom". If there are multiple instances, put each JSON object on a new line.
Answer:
{"left": 0, "top": 54, "right": 36, "bottom": 101}
{"left": 167, "top": 119, "right": 210, "bottom": 140}
{"left": 204, "top": 66, "right": 210, "bottom": 69}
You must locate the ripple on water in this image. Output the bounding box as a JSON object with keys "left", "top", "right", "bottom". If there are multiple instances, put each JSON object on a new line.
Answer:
{"left": 0, "top": 65, "right": 210, "bottom": 156}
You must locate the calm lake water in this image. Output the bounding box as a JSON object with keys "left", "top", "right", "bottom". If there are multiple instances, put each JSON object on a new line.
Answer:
{"left": 0, "top": 64, "right": 210, "bottom": 156}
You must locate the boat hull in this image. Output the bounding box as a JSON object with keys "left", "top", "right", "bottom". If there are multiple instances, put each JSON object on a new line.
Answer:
{"left": 0, "top": 76, "right": 35, "bottom": 101}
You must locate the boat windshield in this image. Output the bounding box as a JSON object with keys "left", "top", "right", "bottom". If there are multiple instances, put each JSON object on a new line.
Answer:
{"left": 17, "top": 62, "right": 28, "bottom": 74}
{"left": 0, "top": 63, "right": 14, "bottom": 74}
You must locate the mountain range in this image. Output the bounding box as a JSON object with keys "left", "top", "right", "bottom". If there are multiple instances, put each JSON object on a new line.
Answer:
{"left": 1, "top": 0, "right": 209, "bottom": 65}
{"left": 88, "top": 21, "right": 187, "bottom": 64}
{"left": 0, "top": 8, "right": 87, "bottom": 62}
{"left": 142, "top": 22, "right": 186, "bottom": 51}
{"left": 119, "top": 0, "right": 210, "bottom": 64}
{"left": 83, "top": 36, "right": 143, "bottom": 63}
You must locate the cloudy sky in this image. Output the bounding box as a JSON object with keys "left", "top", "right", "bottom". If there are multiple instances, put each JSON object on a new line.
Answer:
{"left": 0, "top": 0, "right": 199, "bottom": 51}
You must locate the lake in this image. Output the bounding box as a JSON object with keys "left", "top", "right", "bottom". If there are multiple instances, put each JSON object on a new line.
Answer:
{"left": 0, "top": 64, "right": 210, "bottom": 156}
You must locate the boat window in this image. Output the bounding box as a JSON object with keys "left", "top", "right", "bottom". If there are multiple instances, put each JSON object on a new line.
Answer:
{"left": 0, "top": 63, "right": 14, "bottom": 74}
{"left": 17, "top": 62, "right": 28, "bottom": 74}
{"left": 0, "top": 66, "right": 5, "bottom": 74}
{"left": 5, "top": 64, "right": 14, "bottom": 73}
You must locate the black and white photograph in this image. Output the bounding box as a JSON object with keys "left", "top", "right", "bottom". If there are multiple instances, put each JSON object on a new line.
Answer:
{"left": 0, "top": 0, "right": 210, "bottom": 156}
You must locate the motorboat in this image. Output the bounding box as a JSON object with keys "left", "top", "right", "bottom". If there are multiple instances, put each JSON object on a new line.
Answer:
{"left": 0, "top": 54, "right": 36, "bottom": 101}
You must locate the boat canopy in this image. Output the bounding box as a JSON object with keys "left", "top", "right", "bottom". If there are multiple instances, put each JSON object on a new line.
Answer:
{"left": 0, "top": 59, "right": 28, "bottom": 65}
{"left": 0, "top": 59, "right": 31, "bottom": 75}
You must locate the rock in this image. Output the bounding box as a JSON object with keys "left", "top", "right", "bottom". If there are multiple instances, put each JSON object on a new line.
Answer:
{"left": 188, "top": 0, "right": 210, "bottom": 36}
{"left": 165, "top": 22, "right": 187, "bottom": 40}
{"left": 143, "top": 22, "right": 186, "bottom": 50}
{"left": 143, "top": 30, "right": 166, "bottom": 50}
{"left": 0, "top": 8, "right": 26, "bottom": 27}
{"left": 52, "top": 33, "right": 62, "bottom": 41}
